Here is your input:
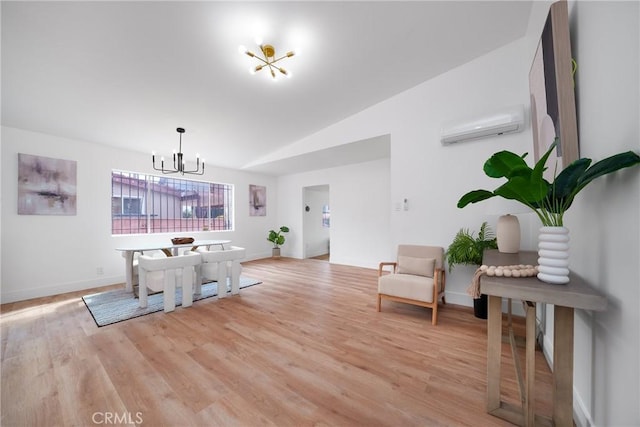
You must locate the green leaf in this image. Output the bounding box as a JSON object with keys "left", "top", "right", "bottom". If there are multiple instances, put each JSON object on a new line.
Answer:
{"left": 457, "top": 190, "right": 495, "bottom": 208}
{"left": 494, "top": 174, "right": 548, "bottom": 205}
{"left": 553, "top": 158, "right": 591, "bottom": 200}
{"left": 484, "top": 151, "right": 529, "bottom": 178}
{"left": 576, "top": 151, "right": 640, "bottom": 192}
{"left": 506, "top": 164, "right": 534, "bottom": 179}
{"left": 531, "top": 138, "right": 557, "bottom": 185}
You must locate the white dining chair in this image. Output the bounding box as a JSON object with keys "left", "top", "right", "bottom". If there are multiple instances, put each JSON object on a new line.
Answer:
{"left": 138, "top": 251, "right": 202, "bottom": 313}
{"left": 195, "top": 246, "right": 246, "bottom": 297}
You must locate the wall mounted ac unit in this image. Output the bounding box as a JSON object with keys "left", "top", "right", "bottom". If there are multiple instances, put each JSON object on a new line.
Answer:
{"left": 441, "top": 105, "right": 525, "bottom": 145}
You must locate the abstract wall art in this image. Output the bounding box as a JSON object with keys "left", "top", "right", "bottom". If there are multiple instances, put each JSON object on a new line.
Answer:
{"left": 249, "top": 184, "right": 266, "bottom": 216}
{"left": 529, "top": 0, "right": 578, "bottom": 179}
{"left": 18, "top": 153, "right": 77, "bottom": 215}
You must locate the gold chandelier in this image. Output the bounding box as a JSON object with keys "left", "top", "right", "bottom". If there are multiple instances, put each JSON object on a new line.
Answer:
{"left": 240, "top": 41, "right": 295, "bottom": 79}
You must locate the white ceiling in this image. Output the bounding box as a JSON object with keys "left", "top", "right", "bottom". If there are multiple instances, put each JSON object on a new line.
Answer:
{"left": 1, "top": 1, "right": 533, "bottom": 175}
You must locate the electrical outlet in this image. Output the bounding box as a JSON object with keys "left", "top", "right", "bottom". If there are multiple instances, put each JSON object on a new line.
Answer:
{"left": 97, "top": 267, "right": 104, "bottom": 276}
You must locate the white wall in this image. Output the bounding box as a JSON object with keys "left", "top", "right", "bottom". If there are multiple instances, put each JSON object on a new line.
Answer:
{"left": 277, "top": 38, "right": 536, "bottom": 306}
{"left": 277, "top": 158, "right": 391, "bottom": 268}
{"left": 0, "top": 126, "right": 278, "bottom": 303}
{"left": 520, "top": 2, "right": 640, "bottom": 425}
{"left": 565, "top": 2, "right": 639, "bottom": 426}
{"left": 302, "top": 186, "right": 330, "bottom": 258}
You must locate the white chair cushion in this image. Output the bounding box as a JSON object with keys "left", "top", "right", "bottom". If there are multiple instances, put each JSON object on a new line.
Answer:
{"left": 397, "top": 256, "right": 435, "bottom": 277}
{"left": 378, "top": 273, "right": 435, "bottom": 303}
{"left": 201, "top": 261, "right": 243, "bottom": 281}
{"left": 201, "top": 262, "right": 219, "bottom": 280}
{"left": 145, "top": 271, "right": 166, "bottom": 292}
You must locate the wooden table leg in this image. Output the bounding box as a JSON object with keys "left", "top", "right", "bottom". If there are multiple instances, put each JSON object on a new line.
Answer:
{"left": 525, "top": 301, "right": 536, "bottom": 427}
{"left": 161, "top": 248, "right": 173, "bottom": 257}
{"left": 553, "top": 305, "right": 574, "bottom": 426}
{"left": 487, "top": 295, "right": 502, "bottom": 412}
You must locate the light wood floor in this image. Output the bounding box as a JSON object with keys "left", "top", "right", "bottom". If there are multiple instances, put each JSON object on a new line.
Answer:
{"left": 1, "top": 258, "right": 553, "bottom": 426}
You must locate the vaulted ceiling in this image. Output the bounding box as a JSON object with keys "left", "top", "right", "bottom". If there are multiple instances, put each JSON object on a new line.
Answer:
{"left": 1, "top": 1, "right": 533, "bottom": 174}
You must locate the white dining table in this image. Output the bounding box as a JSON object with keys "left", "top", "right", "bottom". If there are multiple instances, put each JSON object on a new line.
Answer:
{"left": 115, "top": 239, "right": 231, "bottom": 292}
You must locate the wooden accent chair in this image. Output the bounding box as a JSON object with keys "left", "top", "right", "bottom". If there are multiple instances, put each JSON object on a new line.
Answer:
{"left": 377, "top": 245, "right": 446, "bottom": 325}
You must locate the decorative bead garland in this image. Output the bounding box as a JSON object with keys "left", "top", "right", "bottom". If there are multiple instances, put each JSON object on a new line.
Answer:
{"left": 479, "top": 264, "right": 538, "bottom": 278}
{"left": 468, "top": 264, "right": 541, "bottom": 298}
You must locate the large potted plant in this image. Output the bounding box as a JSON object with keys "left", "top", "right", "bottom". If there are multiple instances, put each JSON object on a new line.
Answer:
{"left": 446, "top": 222, "right": 498, "bottom": 318}
{"left": 267, "top": 226, "right": 289, "bottom": 258}
{"left": 458, "top": 139, "right": 640, "bottom": 283}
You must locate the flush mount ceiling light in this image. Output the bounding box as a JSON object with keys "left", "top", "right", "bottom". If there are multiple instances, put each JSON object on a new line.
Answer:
{"left": 239, "top": 40, "right": 296, "bottom": 79}
{"left": 152, "top": 127, "right": 204, "bottom": 175}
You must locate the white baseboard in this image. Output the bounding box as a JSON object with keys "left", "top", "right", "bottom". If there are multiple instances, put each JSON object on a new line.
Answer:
{"left": 0, "top": 275, "right": 123, "bottom": 304}
{"left": 540, "top": 331, "right": 594, "bottom": 427}
{"left": 445, "top": 291, "right": 527, "bottom": 317}
{"left": 244, "top": 251, "right": 273, "bottom": 261}
{"left": 573, "top": 389, "right": 594, "bottom": 427}
{"left": 542, "top": 333, "right": 554, "bottom": 367}
{"left": 443, "top": 291, "right": 473, "bottom": 308}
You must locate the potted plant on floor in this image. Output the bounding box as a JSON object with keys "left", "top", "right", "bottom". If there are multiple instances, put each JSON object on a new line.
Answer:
{"left": 446, "top": 222, "right": 498, "bottom": 319}
{"left": 267, "top": 226, "right": 290, "bottom": 259}
{"left": 457, "top": 139, "right": 640, "bottom": 283}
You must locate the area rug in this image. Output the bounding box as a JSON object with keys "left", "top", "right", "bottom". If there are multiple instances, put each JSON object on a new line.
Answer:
{"left": 82, "top": 276, "right": 261, "bottom": 327}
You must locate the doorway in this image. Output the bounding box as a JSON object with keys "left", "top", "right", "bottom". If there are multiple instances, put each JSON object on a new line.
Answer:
{"left": 302, "top": 185, "right": 330, "bottom": 260}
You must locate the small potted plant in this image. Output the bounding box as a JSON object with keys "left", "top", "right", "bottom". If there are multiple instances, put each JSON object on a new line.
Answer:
{"left": 267, "top": 226, "right": 289, "bottom": 258}
{"left": 446, "top": 222, "right": 497, "bottom": 319}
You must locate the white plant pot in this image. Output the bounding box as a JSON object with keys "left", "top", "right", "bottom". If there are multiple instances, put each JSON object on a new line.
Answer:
{"left": 537, "top": 226, "right": 570, "bottom": 284}
{"left": 272, "top": 247, "right": 281, "bottom": 259}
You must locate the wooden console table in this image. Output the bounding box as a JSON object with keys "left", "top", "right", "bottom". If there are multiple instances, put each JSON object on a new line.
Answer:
{"left": 480, "top": 250, "right": 607, "bottom": 427}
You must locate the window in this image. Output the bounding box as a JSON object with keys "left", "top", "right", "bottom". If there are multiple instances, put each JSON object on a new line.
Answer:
{"left": 111, "top": 171, "right": 233, "bottom": 235}
{"left": 322, "top": 204, "right": 330, "bottom": 228}
{"left": 120, "top": 197, "right": 141, "bottom": 215}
